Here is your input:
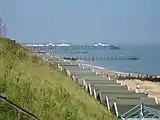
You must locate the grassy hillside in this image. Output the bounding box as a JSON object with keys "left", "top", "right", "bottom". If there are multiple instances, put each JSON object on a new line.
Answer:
{"left": 0, "top": 37, "right": 115, "bottom": 120}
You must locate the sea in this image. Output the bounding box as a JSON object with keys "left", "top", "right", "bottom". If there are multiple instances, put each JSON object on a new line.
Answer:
{"left": 50, "top": 44, "right": 160, "bottom": 76}
{"left": 92, "top": 44, "right": 160, "bottom": 75}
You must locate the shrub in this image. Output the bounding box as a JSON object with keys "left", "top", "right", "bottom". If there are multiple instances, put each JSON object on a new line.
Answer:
{"left": 0, "top": 37, "right": 115, "bottom": 120}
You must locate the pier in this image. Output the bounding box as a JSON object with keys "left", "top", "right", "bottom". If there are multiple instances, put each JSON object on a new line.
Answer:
{"left": 21, "top": 43, "right": 140, "bottom": 61}
{"left": 21, "top": 43, "right": 120, "bottom": 53}
{"left": 0, "top": 17, "right": 6, "bottom": 37}
{"left": 22, "top": 43, "right": 160, "bottom": 83}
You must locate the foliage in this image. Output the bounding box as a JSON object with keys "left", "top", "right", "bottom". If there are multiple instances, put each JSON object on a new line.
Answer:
{"left": 0, "top": 37, "right": 115, "bottom": 120}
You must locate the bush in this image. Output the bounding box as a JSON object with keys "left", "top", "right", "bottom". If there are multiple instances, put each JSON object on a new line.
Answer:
{"left": 0, "top": 37, "right": 115, "bottom": 120}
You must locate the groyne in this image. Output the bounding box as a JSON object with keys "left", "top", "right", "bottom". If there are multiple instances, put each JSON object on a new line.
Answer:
{"left": 63, "top": 56, "right": 140, "bottom": 61}
{"left": 115, "top": 72, "right": 160, "bottom": 82}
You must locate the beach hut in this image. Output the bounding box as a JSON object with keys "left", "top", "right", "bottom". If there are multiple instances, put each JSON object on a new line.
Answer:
{"left": 90, "top": 84, "right": 130, "bottom": 98}
{"left": 110, "top": 97, "right": 158, "bottom": 118}
{"left": 84, "top": 80, "right": 120, "bottom": 86}
{"left": 99, "top": 92, "right": 148, "bottom": 102}
{"left": 97, "top": 92, "right": 148, "bottom": 109}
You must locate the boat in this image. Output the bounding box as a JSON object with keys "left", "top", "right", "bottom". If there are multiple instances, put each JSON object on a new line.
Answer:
{"left": 109, "top": 45, "right": 120, "bottom": 49}
{"left": 94, "top": 42, "right": 109, "bottom": 47}
{"left": 129, "top": 56, "right": 139, "bottom": 60}
{"left": 94, "top": 42, "right": 120, "bottom": 49}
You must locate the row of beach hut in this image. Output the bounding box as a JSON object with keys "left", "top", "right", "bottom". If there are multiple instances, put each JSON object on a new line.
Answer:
{"left": 40, "top": 54, "right": 160, "bottom": 119}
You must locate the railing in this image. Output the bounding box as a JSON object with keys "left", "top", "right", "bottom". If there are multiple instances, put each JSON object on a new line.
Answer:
{"left": 120, "top": 103, "right": 160, "bottom": 119}
{"left": 144, "top": 106, "right": 160, "bottom": 118}
{"left": 121, "top": 104, "right": 140, "bottom": 118}
{"left": 0, "top": 94, "right": 39, "bottom": 120}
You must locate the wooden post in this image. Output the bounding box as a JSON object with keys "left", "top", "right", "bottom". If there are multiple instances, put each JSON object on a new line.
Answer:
{"left": 16, "top": 111, "right": 21, "bottom": 120}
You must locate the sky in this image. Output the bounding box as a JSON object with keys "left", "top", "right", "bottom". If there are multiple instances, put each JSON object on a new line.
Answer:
{"left": 0, "top": 0, "right": 160, "bottom": 44}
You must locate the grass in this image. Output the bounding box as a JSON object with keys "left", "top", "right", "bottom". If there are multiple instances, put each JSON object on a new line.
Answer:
{"left": 0, "top": 37, "right": 116, "bottom": 120}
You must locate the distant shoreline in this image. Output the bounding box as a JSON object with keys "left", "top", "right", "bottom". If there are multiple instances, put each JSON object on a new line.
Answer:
{"left": 73, "top": 59, "right": 160, "bottom": 77}
{"left": 45, "top": 53, "right": 160, "bottom": 78}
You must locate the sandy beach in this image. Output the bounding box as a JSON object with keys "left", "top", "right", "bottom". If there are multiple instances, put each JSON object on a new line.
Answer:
{"left": 83, "top": 64, "right": 160, "bottom": 101}
{"left": 119, "top": 79, "right": 160, "bottom": 100}
{"left": 54, "top": 58, "right": 160, "bottom": 102}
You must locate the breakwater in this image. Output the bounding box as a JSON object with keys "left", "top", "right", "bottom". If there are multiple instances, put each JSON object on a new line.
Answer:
{"left": 101, "top": 70, "right": 160, "bottom": 82}
{"left": 63, "top": 56, "right": 139, "bottom": 61}
{"left": 115, "top": 73, "right": 160, "bottom": 82}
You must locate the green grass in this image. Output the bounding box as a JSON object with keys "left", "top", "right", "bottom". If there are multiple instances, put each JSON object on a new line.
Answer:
{"left": 0, "top": 37, "right": 116, "bottom": 120}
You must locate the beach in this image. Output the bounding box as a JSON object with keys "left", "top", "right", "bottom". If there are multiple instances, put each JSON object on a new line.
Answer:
{"left": 120, "top": 79, "right": 160, "bottom": 100}
{"left": 43, "top": 54, "right": 160, "bottom": 102}
{"left": 80, "top": 61, "right": 160, "bottom": 102}
{"left": 38, "top": 53, "right": 160, "bottom": 118}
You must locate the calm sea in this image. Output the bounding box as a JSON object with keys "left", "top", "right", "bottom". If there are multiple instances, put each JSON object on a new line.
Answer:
{"left": 90, "top": 44, "right": 160, "bottom": 75}
{"left": 53, "top": 44, "right": 160, "bottom": 75}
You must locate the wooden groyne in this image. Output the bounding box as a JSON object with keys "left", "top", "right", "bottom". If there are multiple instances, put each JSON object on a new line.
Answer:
{"left": 63, "top": 56, "right": 139, "bottom": 61}
{"left": 115, "top": 72, "right": 160, "bottom": 82}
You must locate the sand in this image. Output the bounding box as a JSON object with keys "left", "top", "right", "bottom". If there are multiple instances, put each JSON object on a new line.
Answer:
{"left": 47, "top": 57, "right": 160, "bottom": 102}
{"left": 120, "top": 79, "right": 160, "bottom": 100}
{"left": 92, "top": 68, "right": 160, "bottom": 101}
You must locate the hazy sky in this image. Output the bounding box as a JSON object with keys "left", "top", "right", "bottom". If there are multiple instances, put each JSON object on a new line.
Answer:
{"left": 0, "top": 0, "right": 160, "bottom": 44}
